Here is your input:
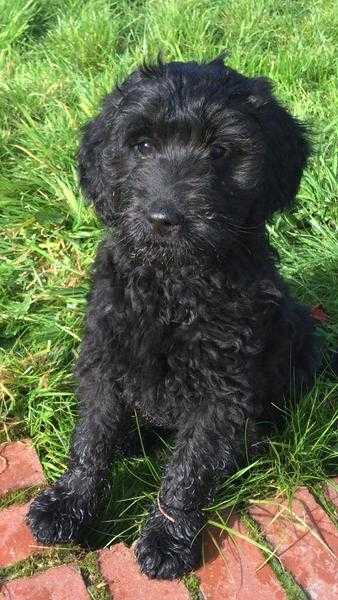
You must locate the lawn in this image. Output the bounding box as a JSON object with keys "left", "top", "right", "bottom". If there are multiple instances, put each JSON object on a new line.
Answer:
{"left": 0, "top": 0, "right": 337, "bottom": 557}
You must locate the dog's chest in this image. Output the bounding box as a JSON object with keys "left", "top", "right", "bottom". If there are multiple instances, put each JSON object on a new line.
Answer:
{"left": 123, "top": 267, "right": 231, "bottom": 345}
{"left": 116, "top": 268, "right": 265, "bottom": 424}
{"left": 120, "top": 268, "right": 265, "bottom": 360}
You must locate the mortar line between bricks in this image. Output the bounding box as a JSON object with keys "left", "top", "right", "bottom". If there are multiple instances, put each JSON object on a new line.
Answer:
{"left": 241, "top": 513, "right": 308, "bottom": 600}
{"left": 0, "top": 485, "right": 46, "bottom": 511}
{"left": 0, "top": 545, "right": 85, "bottom": 582}
{"left": 78, "top": 552, "right": 111, "bottom": 600}
{"left": 182, "top": 572, "right": 203, "bottom": 600}
{"left": 0, "top": 550, "right": 111, "bottom": 600}
{"left": 310, "top": 484, "right": 338, "bottom": 527}
{"left": 1, "top": 551, "right": 112, "bottom": 600}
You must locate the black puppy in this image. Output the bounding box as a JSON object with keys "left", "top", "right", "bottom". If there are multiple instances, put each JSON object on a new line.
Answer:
{"left": 27, "top": 58, "right": 319, "bottom": 579}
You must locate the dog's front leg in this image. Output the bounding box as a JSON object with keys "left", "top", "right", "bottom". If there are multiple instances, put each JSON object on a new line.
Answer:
{"left": 136, "top": 401, "right": 253, "bottom": 579}
{"left": 27, "top": 365, "right": 127, "bottom": 545}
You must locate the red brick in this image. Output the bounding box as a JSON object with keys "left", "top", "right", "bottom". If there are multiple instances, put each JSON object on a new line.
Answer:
{"left": 197, "top": 517, "right": 286, "bottom": 599}
{"left": 0, "top": 503, "right": 48, "bottom": 567}
{"left": 0, "top": 564, "right": 89, "bottom": 599}
{"left": 98, "top": 543, "right": 190, "bottom": 600}
{"left": 0, "top": 440, "right": 45, "bottom": 497}
{"left": 324, "top": 477, "right": 338, "bottom": 509}
{"left": 249, "top": 487, "right": 338, "bottom": 600}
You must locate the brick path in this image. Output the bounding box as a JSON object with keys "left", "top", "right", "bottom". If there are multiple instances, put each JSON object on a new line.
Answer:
{"left": 0, "top": 439, "right": 337, "bottom": 599}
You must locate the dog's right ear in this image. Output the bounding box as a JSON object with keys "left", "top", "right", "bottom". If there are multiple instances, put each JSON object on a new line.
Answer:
{"left": 77, "top": 68, "right": 146, "bottom": 225}
{"left": 77, "top": 90, "right": 122, "bottom": 226}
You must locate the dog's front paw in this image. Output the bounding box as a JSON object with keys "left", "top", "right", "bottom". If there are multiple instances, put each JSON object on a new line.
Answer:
{"left": 27, "top": 478, "right": 96, "bottom": 545}
{"left": 135, "top": 506, "right": 203, "bottom": 579}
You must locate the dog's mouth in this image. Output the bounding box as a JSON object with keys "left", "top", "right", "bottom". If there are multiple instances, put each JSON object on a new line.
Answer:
{"left": 117, "top": 205, "right": 235, "bottom": 266}
{"left": 149, "top": 221, "right": 181, "bottom": 239}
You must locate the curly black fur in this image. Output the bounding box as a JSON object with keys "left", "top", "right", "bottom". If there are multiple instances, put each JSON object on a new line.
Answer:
{"left": 27, "top": 57, "right": 320, "bottom": 579}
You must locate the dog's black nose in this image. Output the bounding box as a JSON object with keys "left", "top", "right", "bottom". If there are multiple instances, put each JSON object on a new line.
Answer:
{"left": 147, "top": 207, "right": 181, "bottom": 229}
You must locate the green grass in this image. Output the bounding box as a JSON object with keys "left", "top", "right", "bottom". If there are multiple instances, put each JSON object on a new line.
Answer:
{"left": 0, "top": 0, "right": 337, "bottom": 584}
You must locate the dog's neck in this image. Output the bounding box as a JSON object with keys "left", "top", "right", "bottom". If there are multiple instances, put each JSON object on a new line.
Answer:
{"left": 105, "top": 229, "right": 282, "bottom": 353}
{"left": 113, "top": 226, "right": 277, "bottom": 289}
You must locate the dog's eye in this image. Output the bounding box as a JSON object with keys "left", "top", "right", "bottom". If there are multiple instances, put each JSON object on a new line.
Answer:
{"left": 209, "top": 145, "right": 228, "bottom": 160}
{"left": 135, "top": 142, "right": 155, "bottom": 157}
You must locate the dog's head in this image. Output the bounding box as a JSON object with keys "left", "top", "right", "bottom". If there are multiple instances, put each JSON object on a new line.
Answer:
{"left": 78, "top": 58, "right": 310, "bottom": 263}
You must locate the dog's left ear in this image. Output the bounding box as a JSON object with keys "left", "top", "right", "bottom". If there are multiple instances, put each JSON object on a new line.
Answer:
{"left": 245, "top": 77, "right": 311, "bottom": 218}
